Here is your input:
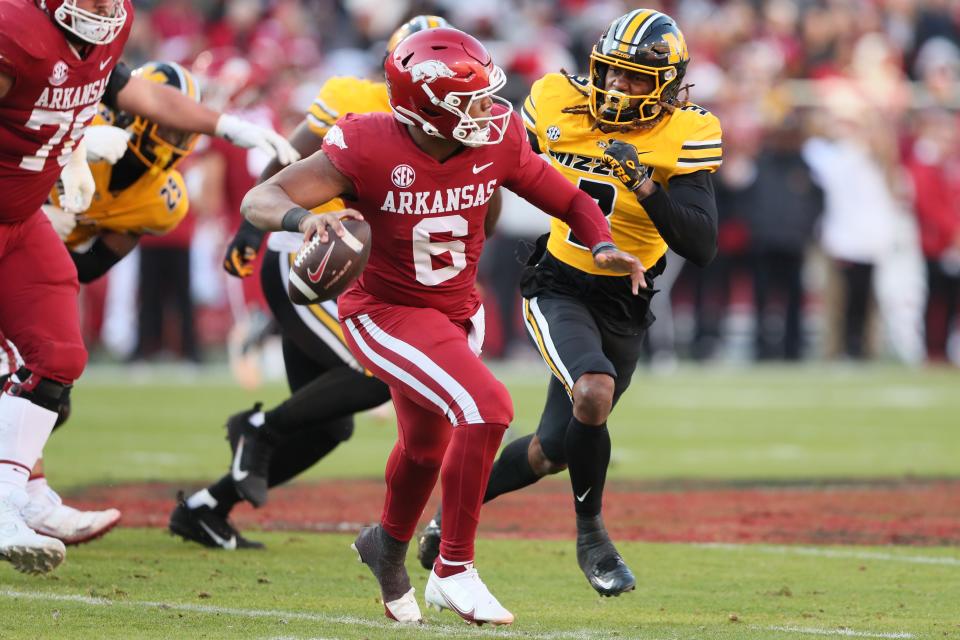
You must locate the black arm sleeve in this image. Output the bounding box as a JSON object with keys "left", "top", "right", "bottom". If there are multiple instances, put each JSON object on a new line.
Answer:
{"left": 526, "top": 128, "right": 542, "bottom": 154}
{"left": 70, "top": 238, "right": 124, "bottom": 284}
{"left": 640, "top": 170, "right": 718, "bottom": 267}
{"left": 101, "top": 61, "right": 133, "bottom": 112}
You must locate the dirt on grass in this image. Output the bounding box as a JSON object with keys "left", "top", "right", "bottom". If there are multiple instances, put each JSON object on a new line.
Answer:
{"left": 66, "top": 477, "right": 960, "bottom": 546}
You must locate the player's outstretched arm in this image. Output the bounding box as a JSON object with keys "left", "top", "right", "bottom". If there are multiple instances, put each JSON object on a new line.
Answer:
{"left": 115, "top": 75, "right": 300, "bottom": 165}
{"left": 241, "top": 150, "right": 355, "bottom": 234}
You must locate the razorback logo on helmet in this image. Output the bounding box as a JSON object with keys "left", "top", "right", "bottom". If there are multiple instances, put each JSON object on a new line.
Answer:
{"left": 409, "top": 60, "right": 456, "bottom": 84}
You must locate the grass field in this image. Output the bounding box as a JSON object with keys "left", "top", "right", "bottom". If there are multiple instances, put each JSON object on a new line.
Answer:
{"left": 2, "top": 363, "right": 959, "bottom": 639}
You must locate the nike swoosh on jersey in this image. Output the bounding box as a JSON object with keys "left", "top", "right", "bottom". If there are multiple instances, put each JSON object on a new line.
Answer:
{"left": 231, "top": 438, "right": 249, "bottom": 481}
{"left": 576, "top": 487, "right": 592, "bottom": 502}
{"left": 472, "top": 162, "right": 494, "bottom": 174}
{"left": 199, "top": 520, "right": 237, "bottom": 550}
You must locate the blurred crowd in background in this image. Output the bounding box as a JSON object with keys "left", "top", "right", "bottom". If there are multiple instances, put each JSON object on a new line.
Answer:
{"left": 83, "top": 0, "right": 960, "bottom": 371}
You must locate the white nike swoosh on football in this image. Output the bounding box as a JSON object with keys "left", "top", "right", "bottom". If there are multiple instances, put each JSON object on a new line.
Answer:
{"left": 199, "top": 521, "right": 237, "bottom": 550}
{"left": 99, "top": 56, "right": 112, "bottom": 71}
{"left": 231, "top": 438, "right": 249, "bottom": 481}
{"left": 576, "top": 487, "right": 592, "bottom": 502}
{"left": 472, "top": 162, "right": 494, "bottom": 174}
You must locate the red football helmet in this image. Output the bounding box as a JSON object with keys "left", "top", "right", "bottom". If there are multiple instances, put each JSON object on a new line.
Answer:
{"left": 37, "top": 0, "right": 128, "bottom": 45}
{"left": 385, "top": 28, "right": 512, "bottom": 147}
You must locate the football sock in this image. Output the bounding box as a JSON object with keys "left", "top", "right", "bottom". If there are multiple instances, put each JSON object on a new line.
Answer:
{"left": 564, "top": 417, "right": 610, "bottom": 518}
{"left": 267, "top": 433, "right": 340, "bottom": 487}
{"left": 438, "top": 422, "right": 507, "bottom": 563}
{"left": 0, "top": 393, "right": 57, "bottom": 497}
{"left": 203, "top": 475, "right": 242, "bottom": 517}
{"left": 482, "top": 433, "right": 540, "bottom": 503}
{"left": 262, "top": 369, "right": 389, "bottom": 439}
{"left": 433, "top": 554, "right": 472, "bottom": 578}
{"left": 381, "top": 441, "right": 442, "bottom": 542}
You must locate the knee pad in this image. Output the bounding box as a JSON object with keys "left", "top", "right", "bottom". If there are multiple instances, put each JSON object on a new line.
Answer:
{"left": 324, "top": 416, "right": 354, "bottom": 443}
{"left": 29, "top": 341, "right": 87, "bottom": 384}
{"left": 3, "top": 368, "right": 71, "bottom": 414}
{"left": 468, "top": 378, "right": 513, "bottom": 427}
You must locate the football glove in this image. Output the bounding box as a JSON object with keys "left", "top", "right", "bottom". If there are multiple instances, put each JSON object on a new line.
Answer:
{"left": 83, "top": 125, "right": 131, "bottom": 164}
{"left": 215, "top": 114, "right": 301, "bottom": 166}
{"left": 59, "top": 140, "right": 96, "bottom": 214}
{"left": 601, "top": 140, "right": 649, "bottom": 192}
{"left": 41, "top": 204, "right": 76, "bottom": 241}
{"left": 223, "top": 219, "right": 266, "bottom": 278}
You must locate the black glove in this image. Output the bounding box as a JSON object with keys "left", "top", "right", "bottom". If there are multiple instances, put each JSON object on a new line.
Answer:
{"left": 600, "top": 139, "right": 649, "bottom": 192}
{"left": 223, "top": 218, "right": 266, "bottom": 278}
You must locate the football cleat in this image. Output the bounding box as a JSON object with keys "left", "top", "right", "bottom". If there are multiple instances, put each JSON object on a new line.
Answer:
{"left": 22, "top": 484, "right": 120, "bottom": 545}
{"left": 576, "top": 515, "right": 636, "bottom": 597}
{"left": 424, "top": 563, "right": 514, "bottom": 626}
{"left": 226, "top": 402, "right": 274, "bottom": 507}
{"left": 416, "top": 517, "right": 441, "bottom": 570}
{"left": 0, "top": 490, "right": 66, "bottom": 574}
{"left": 168, "top": 492, "right": 264, "bottom": 550}
{"left": 351, "top": 525, "right": 422, "bottom": 623}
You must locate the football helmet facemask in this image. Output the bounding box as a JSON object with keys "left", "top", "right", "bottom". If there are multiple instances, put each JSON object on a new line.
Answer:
{"left": 37, "top": 0, "right": 127, "bottom": 45}
{"left": 114, "top": 61, "right": 202, "bottom": 173}
{"left": 589, "top": 9, "right": 689, "bottom": 126}
{"left": 385, "top": 27, "right": 512, "bottom": 147}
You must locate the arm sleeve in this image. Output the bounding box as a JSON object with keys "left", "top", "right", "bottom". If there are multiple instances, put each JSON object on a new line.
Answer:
{"left": 640, "top": 170, "right": 718, "bottom": 267}
{"left": 101, "top": 61, "right": 132, "bottom": 111}
{"left": 70, "top": 238, "right": 124, "bottom": 283}
{"left": 504, "top": 116, "right": 612, "bottom": 248}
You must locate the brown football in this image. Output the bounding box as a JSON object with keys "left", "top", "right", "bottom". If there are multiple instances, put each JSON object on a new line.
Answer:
{"left": 287, "top": 218, "right": 371, "bottom": 305}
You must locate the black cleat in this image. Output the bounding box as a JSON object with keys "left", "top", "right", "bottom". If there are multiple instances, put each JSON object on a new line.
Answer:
{"left": 169, "top": 492, "right": 264, "bottom": 550}
{"left": 416, "top": 517, "right": 441, "bottom": 571}
{"left": 226, "top": 403, "right": 274, "bottom": 507}
{"left": 576, "top": 515, "right": 636, "bottom": 597}
{"left": 351, "top": 525, "right": 422, "bottom": 623}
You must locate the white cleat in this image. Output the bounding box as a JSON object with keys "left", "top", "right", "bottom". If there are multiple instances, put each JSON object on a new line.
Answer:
{"left": 23, "top": 485, "right": 120, "bottom": 546}
{"left": 424, "top": 565, "right": 514, "bottom": 626}
{"left": 0, "top": 490, "right": 66, "bottom": 574}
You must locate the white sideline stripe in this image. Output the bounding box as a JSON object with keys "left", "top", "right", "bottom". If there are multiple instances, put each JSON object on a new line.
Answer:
{"left": 697, "top": 543, "right": 960, "bottom": 566}
{"left": 763, "top": 625, "right": 914, "bottom": 638}
{"left": 0, "top": 589, "right": 641, "bottom": 640}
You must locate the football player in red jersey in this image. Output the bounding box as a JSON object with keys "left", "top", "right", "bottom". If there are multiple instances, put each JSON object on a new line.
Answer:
{"left": 241, "top": 28, "right": 643, "bottom": 625}
{"left": 0, "top": 0, "right": 299, "bottom": 575}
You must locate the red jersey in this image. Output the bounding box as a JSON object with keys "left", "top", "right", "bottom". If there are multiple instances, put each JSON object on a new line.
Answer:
{"left": 0, "top": 0, "right": 132, "bottom": 223}
{"left": 324, "top": 110, "right": 607, "bottom": 321}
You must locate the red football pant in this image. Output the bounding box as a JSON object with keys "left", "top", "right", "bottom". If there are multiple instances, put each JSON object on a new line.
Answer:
{"left": 0, "top": 211, "right": 86, "bottom": 384}
{"left": 342, "top": 303, "right": 513, "bottom": 562}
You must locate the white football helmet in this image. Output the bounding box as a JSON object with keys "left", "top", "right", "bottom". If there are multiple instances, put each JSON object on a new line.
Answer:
{"left": 38, "top": 0, "right": 128, "bottom": 45}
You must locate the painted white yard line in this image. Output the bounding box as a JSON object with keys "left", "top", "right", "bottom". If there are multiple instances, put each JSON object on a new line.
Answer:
{"left": 695, "top": 543, "right": 960, "bottom": 566}
{"left": 763, "top": 625, "right": 913, "bottom": 638}
{"left": 0, "top": 589, "right": 636, "bottom": 640}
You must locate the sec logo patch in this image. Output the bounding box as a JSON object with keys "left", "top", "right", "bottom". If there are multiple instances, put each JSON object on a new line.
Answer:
{"left": 546, "top": 125, "right": 561, "bottom": 141}
{"left": 391, "top": 164, "right": 416, "bottom": 188}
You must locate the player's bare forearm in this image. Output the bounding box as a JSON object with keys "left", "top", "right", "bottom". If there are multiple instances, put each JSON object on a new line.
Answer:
{"left": 242, "top": 150, "right": 353, "bottom": 231}
{"left": 116, "top": 75, "right": 219, "bottom": 134}
{"left": 0, "top": 70, "right": 12, "bottom": 101}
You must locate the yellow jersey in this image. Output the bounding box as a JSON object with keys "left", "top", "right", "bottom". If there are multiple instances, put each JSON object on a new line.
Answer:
{"left": 521, "top": 73, "right": 722, "bottom": 274}
{"left": 50, "top": 113, "right": 189, "bottom": 250}
{"left": 305, "top": 76, "right": 391, "bottom": 216}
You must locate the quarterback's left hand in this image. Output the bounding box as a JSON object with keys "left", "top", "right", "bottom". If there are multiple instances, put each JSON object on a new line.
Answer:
{"left": 60, "top": 140, "right": 96, "bottom": 214}
{"left": 215, "top": 114, "right": 301, "bottom": 166}
{"left": 600, "top": 139, "right": 649, "bottom": 193}
{"left": 592, "top": 244, "right": 647, "bottom": 294}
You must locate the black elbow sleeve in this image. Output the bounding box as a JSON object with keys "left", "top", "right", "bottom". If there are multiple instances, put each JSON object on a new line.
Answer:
{"left": 71, "top": 238, "right": 124, "bottom": 283}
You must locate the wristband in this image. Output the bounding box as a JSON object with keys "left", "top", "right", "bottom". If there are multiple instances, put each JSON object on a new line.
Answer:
{"left": 591, "top": 241, "right": 616, "bottom": 257}
{"left": 281, "top": 206, "right": 311, "bottom": 232}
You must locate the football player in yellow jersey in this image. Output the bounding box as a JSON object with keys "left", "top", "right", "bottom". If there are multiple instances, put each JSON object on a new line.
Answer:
{"left": 418, "top": 10, "right": 721, "bottom": 597}
{"left": 170, "top": 15, "right": 460, "bottom": 550}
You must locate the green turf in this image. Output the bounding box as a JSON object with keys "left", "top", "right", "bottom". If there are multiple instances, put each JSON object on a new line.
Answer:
{"left": 1, "top": 530, "right": 957, "bottom": 640}
{"left": 45, "top": 364, "right": 960, "bottom": 489}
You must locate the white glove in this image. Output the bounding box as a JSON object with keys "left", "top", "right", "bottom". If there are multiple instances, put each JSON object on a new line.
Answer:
{"left": 215, "top": 114, "right": 301, "bottom": 166}
{"left": 84, "top": 125, "right": 131, "bottom": 164}
{"left": 60, "top": 139, "right": 96, "bottom": 214}
{"left": 41, "top": 204, "right": 76, "bottom": 241}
